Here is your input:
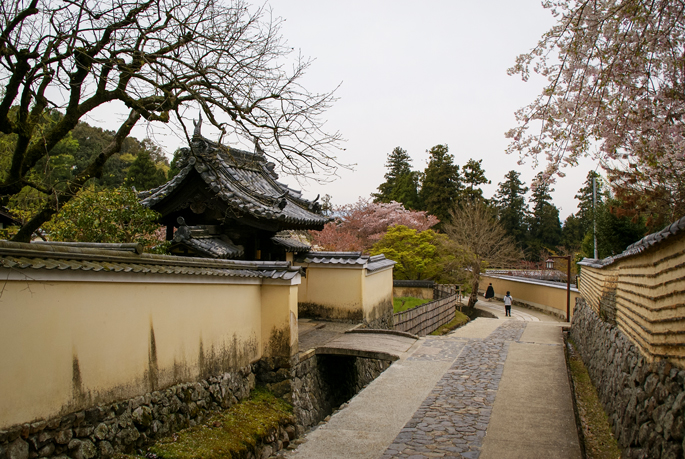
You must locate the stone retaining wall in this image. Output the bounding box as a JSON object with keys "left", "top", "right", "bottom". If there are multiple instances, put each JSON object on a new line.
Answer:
{"left": 0, "top": 348, "right": 392, "bottom": 459}
{"left": 570, "top": 298, "right": 685, "bottom": 459}
{"left": 1, "top": 350, "right": 392, "bottom": 459}
{"left": 0, "top": 365, "right": 258, "bottom": 459}
{"left": 259, "top": 352, "right": 391, "bottom": 431}
{"left": 364, "top": 309, "right": 394, "bottom": 330}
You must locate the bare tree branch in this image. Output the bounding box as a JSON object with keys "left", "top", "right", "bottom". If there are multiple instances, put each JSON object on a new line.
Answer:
{"left": 443, "top": 200, "right": 523, "bottom": 308}
{"left": 0, "top": 0, "right": 345, "bottom": 241}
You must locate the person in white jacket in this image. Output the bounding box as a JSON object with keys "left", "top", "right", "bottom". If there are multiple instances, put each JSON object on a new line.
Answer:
{"left": 503, "top": 291, "right": 512, "bottom": 317}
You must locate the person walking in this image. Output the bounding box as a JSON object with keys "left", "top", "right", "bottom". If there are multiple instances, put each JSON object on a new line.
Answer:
{"left": 503, "top": 291, "right": 513, "bottom": 317}
{"left": 485, "top": 283, "right": 495, "bottom": 302}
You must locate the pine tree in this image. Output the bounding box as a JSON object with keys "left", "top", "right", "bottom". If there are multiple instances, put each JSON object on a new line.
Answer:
{"left": 528, "top": 172, "right": 562, "bottom": 259}
{"left": 461, "top": 159, "right": 490, "bottom": 202}
{"left": 574, "top": 171, "right": 604, "bottom": 235}
{"left": 126, "top": 151, "right": 167, "bottom": 191}
{"left": 419, "top": 144, "right": 461, "bottom": 224}
{"left": 373, "top": 147, "right": 420, "bottom": 209}
{"left": 561, "top": 214, "right": 584, "bottom": 251}
{"left": 493, "top": 170, "right": 529, "bottom": 248}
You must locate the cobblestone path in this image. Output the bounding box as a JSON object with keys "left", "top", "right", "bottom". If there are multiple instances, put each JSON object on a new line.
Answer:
{"left": 380, "top": 320, "right": 527, "bottom": 459}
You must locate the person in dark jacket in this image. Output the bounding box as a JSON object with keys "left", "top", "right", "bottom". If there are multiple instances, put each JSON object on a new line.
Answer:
{"left": 485, "top": 283, "right": 495, "bottom": 301}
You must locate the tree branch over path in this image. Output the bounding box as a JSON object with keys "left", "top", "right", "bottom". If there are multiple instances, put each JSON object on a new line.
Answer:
{"left": 508, "top": 0, "right": 685, "bottom": 226}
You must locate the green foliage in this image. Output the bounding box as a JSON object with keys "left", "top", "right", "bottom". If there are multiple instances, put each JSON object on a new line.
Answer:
{"left": 370, "top": 225, "right": 461, "bottom": 282}
{"left": 132, "top": 387, "right": 293, "bottom": 459}
{"left": 419, "top": 144, "right": 461, "bottom": 225}
{"left": 168, "top": 149, "right": 185, "bottom": 179}
{"left": 567, "top": 340, "right": 622, "bottom": 459}
{"left": 574, "top": 171, "right": 604, "bottom": 236}
{"left": 373, "top": 147, "right": 421, "bottom": 209}
{"left": 0, "top": 113, "right": 171, "bottom": 240}
{"left": 126, "top": 150, "right": 167, "bottom": 191}
{"left": 430, "top": 310, "right": 470, "bottom": 335}
{"left": 461, "top": 159, "right": 490, "bottom": 202}
{"left": 561, "top": 213, "right": 585, "bottom": 252}
{"left": 393, "top": 296, "right": 431, "bottom": 313}
{"left": 44, "top": 187, "right": 167, "bottom": 252}
{"left": 580, "top": 199, "right": 647, "bottom": 259}
{"left": 493, "top": 170, "right": 529, "bottom": 248}
{"left": 527, "top": 172, "right": 562, "bottom": 260}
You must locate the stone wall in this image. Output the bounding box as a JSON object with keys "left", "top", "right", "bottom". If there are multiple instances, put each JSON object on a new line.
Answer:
{"left": 258, "top": 351, "right": 391, "bottom": 432}
{"left": 0, "top": 348, "right": 392, "bottom": 459}
{"left": 0, "top": 366, "right": 258, "bottom": 459}
{"left": 570, "top": 298, "right": 685, "bottom": 459}
{"left": 363, "top": 308, "right": 394, "bottom": 330}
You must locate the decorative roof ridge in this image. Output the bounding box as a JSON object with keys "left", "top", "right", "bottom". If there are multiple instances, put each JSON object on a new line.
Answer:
{"left": 31, "top": 241, "right": 143, "bottom": 254}
{"left": 305, "top": 251, "right": 364, "bottom": 258}
{"left": 138, "top": 163, "right": 194, "bottom": 204}
{"left": 0, "top": 240, "right": 295, "bottom": 271}
{"left": 191, "top": 136, "right": 267, "bottom": 168}
{"left": 579, "top": 214, "right": 685, "bottom": 268}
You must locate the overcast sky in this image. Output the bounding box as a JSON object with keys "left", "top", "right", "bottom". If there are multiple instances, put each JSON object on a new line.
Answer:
{"left": 99, "top": 0, "right": 599, "bottom": 220}
{"left": 267, "top": 0, "right": 600, "bottom": 220}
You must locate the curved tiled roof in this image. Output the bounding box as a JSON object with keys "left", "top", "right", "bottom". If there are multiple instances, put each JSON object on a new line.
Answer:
{"left": 298, "top": 251, "right": 366, "bottom": 265}
{"left": 0, "top": 241, "right": 299, "bottom": 280}
{"left": 173, "top": 236, "right": 244, "bottom": 259}
{"left": 366, "top": 254, "right": 396, "bottom": 273}
{"left": 295, "top": 251, "right": 396, "bottom": 272}
{"left": 271, "top": 236, "right": 311, "bottom": 252}
{"left": 170, "top": 223, "right": 244, "bottom": 259}
{"left": 139, "top": 136, "right": 330, "bottom": 229}
{"left": 579, "top": 215, "right": 685, "bottom": 268}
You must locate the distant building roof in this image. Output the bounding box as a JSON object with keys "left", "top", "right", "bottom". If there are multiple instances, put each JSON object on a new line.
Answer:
{"left": 579, "top": 215, "right": 685, "bottom": 268}
{"left": 393, "top": 280, "right": 435, "bottom": 288}
{"left": 139, "top": 135, "right": 330, "bottom": 231}
{"left": 0, "top": 240, "right": 300, "bottom": 281}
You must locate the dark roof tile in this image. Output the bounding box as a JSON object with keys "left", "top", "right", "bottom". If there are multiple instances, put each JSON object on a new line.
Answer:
{"left": 0, "top": 241, "right": 301, "bottom": 281}
{"left": 140, "top": 138, "right": 330, "bottom": 229}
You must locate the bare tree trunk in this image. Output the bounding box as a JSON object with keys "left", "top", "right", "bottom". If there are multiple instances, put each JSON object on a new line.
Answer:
{"left": 467, "top": 263, "right": 481, "bottom": 308}
{"left": 468, "top": 279, "right": 479, "bottom": 308}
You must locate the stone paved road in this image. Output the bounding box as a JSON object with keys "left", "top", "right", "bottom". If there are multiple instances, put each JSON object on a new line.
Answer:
{"left": 283, "top": 317, "right": 580, "bottom": 459}
{"left": 380, "top": 321, "right": 526, "bottom": 459}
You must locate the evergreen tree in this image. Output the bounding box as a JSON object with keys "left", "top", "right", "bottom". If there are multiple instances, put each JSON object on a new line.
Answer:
{"left": 168, "top": 149, "right": 185, "bottom": 179}
{"left": 373, "top": 147, "right": 420, "bottom": 209}
{"left": 126, "top": 151, "right": 167, "bottom": 191}
{"left": 461, "top": 159, "right": 490, "bottom": 202}
{"left": 493, "top": 170, "right": 529, "bottom": 248}
{"left": 419, "top": 144, "right": 461, "bottom": 224}
{"left": 528, "top": 172, "right": 562, "bottom": 259}
{"left": 580, "top": 198, "right": 648, "bottom": 259}
{"left": 574, "top": 171, "right": 604, "bottom": 235}
{"left": 561, "top": 214, "right": 584, "bottom": 251}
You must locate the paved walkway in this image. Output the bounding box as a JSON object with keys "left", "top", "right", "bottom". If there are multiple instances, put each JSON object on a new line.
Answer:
{"left": 473, "top": 297, "right": 563, "bottom": 322}
{"left": 284, "top": 305, "right": 580, "bottom": 459}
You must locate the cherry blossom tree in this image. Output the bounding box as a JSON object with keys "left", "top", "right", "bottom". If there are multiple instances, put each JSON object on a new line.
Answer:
{"left": 507, "top": 0, "right": 685, "bottom": 224}
{"left": 310, "top": 198, "right": 439, "bottom": 252}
